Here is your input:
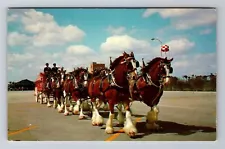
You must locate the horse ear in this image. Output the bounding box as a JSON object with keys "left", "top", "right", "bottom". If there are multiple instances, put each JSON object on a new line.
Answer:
{"left": 123, "top": 51, "right": 128, "bottom": 55}
{"left": 168, "top": 58, "right": 174, "bottom": 62}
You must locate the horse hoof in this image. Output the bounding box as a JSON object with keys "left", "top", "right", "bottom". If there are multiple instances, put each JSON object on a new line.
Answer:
{"left": 128, "top": 131, "right": 136, "bottom": 137}
{"left": 79, "top": 115, "right": 86, "bottom": 120}
{"left": 58, "top": 109, "right": 63, "bottom": 113}
{"left": 96, "top": 123, "right": 103, "bottom": 126}
{"left": 92, "top": 122, "right": 97, "bottom": 126}
{"left": 64, "top": 112, "right": 69, "bottom": 116}
{"left": 73, "top": 111, "right": 79, "bottom": 115}
{"left": 105, "top": 127, "right": 114, "bottom": 134}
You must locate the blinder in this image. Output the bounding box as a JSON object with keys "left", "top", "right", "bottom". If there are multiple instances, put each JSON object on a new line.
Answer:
{"left": 136, "top": 61, "right": 140, "bottom": 68}
{"left": 169, "top": 67, "right": 173, "bottom": 74}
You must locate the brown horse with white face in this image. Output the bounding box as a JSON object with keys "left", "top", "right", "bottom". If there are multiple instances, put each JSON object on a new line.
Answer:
{"left": 50, "top": 75, "right": 63, "bottom": 109}
{"left": 62, "top": 67, "right": 90, "bottom": 118}
{"left": 56, "top": 69, "right": 67, "bottom": 112}
{"left": 131, "top": 57, "right": 174, "bottom": 131}
{"left": 88, "top": 51, "right": 140, "bottom": 137}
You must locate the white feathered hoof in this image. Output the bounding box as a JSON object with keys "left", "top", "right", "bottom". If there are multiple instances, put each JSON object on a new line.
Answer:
{"left": 95, "top": 115, "right": 104, "bottom": 126}
{"left": 58, "top": 108, "right": 63, "bottom": 113}
{"left": 47, "top": 103, "right": 51, "bottom": 108}
{"left": 73, "top": 110, "right": 79, "bottom": 115}
{"left": 124, "top": 128, "right": 137, "bottom": 137}
{"left": 64, "top": 111, "right": 69, "bottom": 116}
{"left": 105, "top": 127, "right": 114, "bottom": 134}
{"left": 92, "top": 121, "right": 97, "bottom": 126}
{"left": 78, "top": 115, "right": 86, "bottom": 120}
{"left": 123, "top": 125, "right": 137, "bottom": 137}
{"left": 69, "top": 106, "right": 73, "bottom": 112}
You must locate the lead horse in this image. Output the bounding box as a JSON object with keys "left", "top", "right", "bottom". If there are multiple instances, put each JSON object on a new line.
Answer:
{"left": 88, "top": 51, "right": 140, "bottom": 137}
{"left": 131, "top": 57, "right": 174, "bottom": 131}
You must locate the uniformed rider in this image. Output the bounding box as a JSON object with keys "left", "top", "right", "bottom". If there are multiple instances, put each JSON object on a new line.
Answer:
{"left": 44, "top": 63, "right": 51, "bottom": 88}
{"left": 51, "top": 63, "right": 58, "bottom": 77}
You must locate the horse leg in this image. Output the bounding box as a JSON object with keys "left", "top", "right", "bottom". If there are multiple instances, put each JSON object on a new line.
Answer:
{"left": 91, "top": 100, "right": 104, "bottom": 126}
{"left": 59, "top": 91, "right": 66, "bottom": 112}
{"left": 116, "top": 102, "right": 125, "bottom": 126}
{"left": 57, "top": 96, "right": 61, "bottom": 112}
{"left": 78, "top": 99, "right": 88, "bottom": 120}
{"left": 73, "top": 96, "right": 80, "bottom": 115}
{"left": 40, "top": 93, "right": 43, "bottom": 104}
{"left": 105, "top": 99, "right": 115, "bottom": 134}
{"left": 103, "top": 101, "right": 109, "bottom": 111}
{"left": 53, "top": 91, "right": 57, "bottom": 109}
{"left": 69, "top": 101, "right": 74, "bottom": 112}
{"left": 64, "top": 95, "right": 69, "bottom": 116}
{"left": 43, "top": 93, "right": 47, "bottom": 104}
{"left": 47, "top": 93, "right": 51, "bottom": 107}
{"left": 146, "top": 106, "right": 162, "bottom": 131}
{"left": 123, "top": 100, "right": 137, "bottom": 137}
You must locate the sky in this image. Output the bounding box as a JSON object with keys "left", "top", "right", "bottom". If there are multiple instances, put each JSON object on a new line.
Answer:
{"left": 7, "top": 8, "right": 217, "bottom": 82}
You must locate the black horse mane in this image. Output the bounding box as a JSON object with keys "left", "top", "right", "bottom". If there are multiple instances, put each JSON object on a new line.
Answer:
{"left": 74, "top": 67, "right": 87, "bottom": 76}
{"left": 92, "top": 67, "right": 109, "bottom": 77}
{"left": 142, "top": 57, "right": 163, "bottom": 72}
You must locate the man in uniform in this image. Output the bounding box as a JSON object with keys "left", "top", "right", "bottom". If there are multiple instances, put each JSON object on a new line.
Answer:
{"left": 44, "top": 63, "right": 52, "bottom": 88}
{"left": 51, "top": 63, "right": 58, "bottom": 77}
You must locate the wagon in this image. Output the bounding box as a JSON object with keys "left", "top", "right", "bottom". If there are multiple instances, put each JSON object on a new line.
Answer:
{"left": 34, "top": 72, "right": 54, "bottom": 104}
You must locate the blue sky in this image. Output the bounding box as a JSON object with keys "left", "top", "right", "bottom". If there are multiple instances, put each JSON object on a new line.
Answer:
{"left": 7, "top": 8, "right": 217, "bottom": 82}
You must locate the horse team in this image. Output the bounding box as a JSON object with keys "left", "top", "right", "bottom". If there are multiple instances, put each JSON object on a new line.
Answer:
{"left": 34, "top": 51, "right": 174, "bottom": 137}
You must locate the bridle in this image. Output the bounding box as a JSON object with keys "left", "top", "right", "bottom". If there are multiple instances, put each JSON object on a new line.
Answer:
{"left": 109, "top": 56, "right": 139, "bottom": 89}
{"left": 142, "top": 60, "right": 173, "bottom": 88}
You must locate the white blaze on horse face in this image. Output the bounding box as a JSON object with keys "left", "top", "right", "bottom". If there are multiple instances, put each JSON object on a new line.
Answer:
{"left": 61, "top": 73, "right": 64, "bottom": 84}
{"left": 83, "top": 73, "right": 88, "bottom": 87}
{"left": 56, "top": 80, "right": 60, "bottom": 88}
{"left": 74, "top": 77, "right": 78, "bottom": 88}
{"left": 164, "top": 65, "right": 170, "bottom": 83}
{"left": 130, "top": 59, "right": 138, "bottom": 75}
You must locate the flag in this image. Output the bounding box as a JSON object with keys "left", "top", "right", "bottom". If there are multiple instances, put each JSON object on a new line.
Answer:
{"left": 161, "top": 45, "right": 169, "bottom": 52}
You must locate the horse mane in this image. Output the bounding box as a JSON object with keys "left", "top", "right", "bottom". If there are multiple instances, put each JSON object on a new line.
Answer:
{"left": 92, "top": 68, "right": 104, "bottom": 77}
{"left": 110, "top": 55, "right": 124, "bottom": 70}
{"left": 74, "top": 67, "right": 85, "bottom": 75}
{"left": 143, "top": 57, "right": 163, "bottom": 72}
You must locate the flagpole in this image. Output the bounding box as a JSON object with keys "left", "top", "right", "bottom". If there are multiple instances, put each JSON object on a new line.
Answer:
{"left": 151, "top": 38, "right": 163, "bottom": 56}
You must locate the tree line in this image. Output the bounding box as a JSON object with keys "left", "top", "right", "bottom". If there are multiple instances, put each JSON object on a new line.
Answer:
{"left": 8, "top": 73, "right": 217, "bottom": 92}
{"left": 164, "top": 73, "right": 216, "bottom": 91}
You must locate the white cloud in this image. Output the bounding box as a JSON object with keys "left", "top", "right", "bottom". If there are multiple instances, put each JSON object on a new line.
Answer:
{"left": 100, "top": 35, "right": 151, "bottom": 54}
{"left": 8, "top": 9, "right": 86, "bottom": 47}
{"left": 7, "top": 32, "right": 31, "bottom": 46}
{"left": 165, "top": 38, "right": 195, "bottom": 55}
{"left": 67, "top": 45, "right": 96, "bottom": 55}
{"left": 142, "top": 9, "right": 216, "bottom": 30}
{"left": 200, "top": 28, "right": 212, "bottom": 35}
{"left": 106, "top": 26, "right": 126, "bottom": 35}
{"left": 172, "top": 53, "right": 217, "bottom": 77}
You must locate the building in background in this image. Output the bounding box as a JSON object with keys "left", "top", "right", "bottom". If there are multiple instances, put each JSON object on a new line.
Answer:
{"left": 88, "top": 62, "right": 105, "bottom": 73}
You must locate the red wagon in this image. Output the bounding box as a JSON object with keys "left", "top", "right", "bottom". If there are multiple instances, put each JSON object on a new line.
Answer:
{"left": 34, "top": 72, "right": 46, "bottom": 104}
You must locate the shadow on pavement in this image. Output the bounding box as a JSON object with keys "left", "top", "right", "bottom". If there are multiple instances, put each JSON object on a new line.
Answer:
{"left": 132, "top": 120, "right": 216, "bottom": 139}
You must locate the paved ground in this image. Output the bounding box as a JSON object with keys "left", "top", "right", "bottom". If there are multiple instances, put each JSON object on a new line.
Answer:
{"left": 7, "top": 91, "right": 216, "bottom": 141}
